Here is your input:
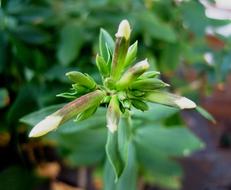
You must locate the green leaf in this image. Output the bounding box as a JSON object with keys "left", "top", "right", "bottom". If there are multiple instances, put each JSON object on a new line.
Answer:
{"left": 160, "top": 42, "right": 181, "bottom": 72}
{"left": 96, "top": 54, "right": 110, "bottom": 78}
{"left": 11, "top": 25, "right": 50, "bottom": 44}
{"left": 124, "top": 41, "right": 138, "bottom": 68}
{"left": 7, "top": 85, "right": 38, "bottom": 125}
{"left": 20, "top": 104, "right": 64, "bottom": 127}
{"left": 136, "top": 11, "right": 177, "bottom": 42}
{"left": 118, "top": 116, "right": 131, "bottom": 163}
{"left": 134, "top": 125, "right": 204, "bottom": 157}
{"left": 116, "top": 142, "right": 137, "bottom": 190}
{"left": 99, "top": 28, "right": 115, "bottom": 63}
{"left": 104, "top": 142, "right": 137, "bottom": 190}
{"left": 105, "top": 115, "right": 131, "bottom": 182}
{"left": 196, "top": 106, "right": 216, "bottom": 124}
{"left": 105, "top": 131, "right": 124, "bottom": 182}
{"left": 180, "top": 1, "right": 209, "bottom": 36}
{"left": 132, "top": 103, "right": 179, "bottom": 123}
{"left": 0, "top": 88, "right": 9, "bottom": 108}
{"left": 57, "top": 23, "right": 84, "bottom": 65}
{"left": 50, "top": 127, "right": 107, "bottom": 166}
{"left": 134, "top": 125, "right": 204, "bottom": 189}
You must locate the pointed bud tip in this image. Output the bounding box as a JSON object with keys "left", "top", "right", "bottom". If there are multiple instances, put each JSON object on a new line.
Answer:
{"left": 115, "top": 19, "right": 131, "bottom": 40}
{"left": 174, "top": 97, "right": 196, "bottom": 109}
{"left": 29, "top": 115, "right": 62, "bottom": 138}
{"left": 138, "top": 59, "right": 149, "bottom": 68}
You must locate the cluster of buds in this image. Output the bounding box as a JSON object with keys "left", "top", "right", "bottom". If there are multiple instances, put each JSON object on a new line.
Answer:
{"left": 29, "top": 20, "right": 196, "bottom": 138}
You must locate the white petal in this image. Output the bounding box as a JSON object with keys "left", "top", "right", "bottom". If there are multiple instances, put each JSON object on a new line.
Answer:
{"left": 106, "top": 118, "right": 118, "bottom": 133}
{"left": 29, "top": 115, "right": 62, "bottom": 138}
{"left": 174, "top": 97, "right": 197, "bottom": 109}
{"left": 115, "top": 19, "right": 131, "bottom": 40}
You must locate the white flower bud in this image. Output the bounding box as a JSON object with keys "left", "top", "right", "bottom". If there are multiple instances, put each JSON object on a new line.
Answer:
{"left": 106, "top": 95, "right": 121, "bottom": 133}
{"left": 174, "top": 97, "right": 196, "bottom": 109}
{"left": 29, "top": 115, "right": 62, "bottom": 138}
{"left": 115, "top": 19, "right": 131, "bottom": 40}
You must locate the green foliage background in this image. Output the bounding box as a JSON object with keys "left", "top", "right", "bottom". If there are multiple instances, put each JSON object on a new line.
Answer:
{"left": 0, "top": 0, "right": 230, "bottom": 189}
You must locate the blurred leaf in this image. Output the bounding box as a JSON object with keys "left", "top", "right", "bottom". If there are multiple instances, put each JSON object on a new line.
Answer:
{"left": 57, "top": 23, "right": 84, "bottom": 65}
{"left": 160, "top": 42, "right": 181, "bottom": 71}
{"left": 50, "top": 127, "right": 107, "bottom": 166}
{"left": 0, "top": 88, "right": 10, "bottom": 108}
{"left": 221, "top": 52, "right": 231, "bottom": 80}
{"left": 181, "top": 1, "right": 209, "bottom": 36}
{"left": 134, "top": 125, "right": 204, "bottom": 157}
{"left": 196, "top": 106, "right": 216, "bottom": 124}
{"left": 11, "top": 25, "right": 50, "bottom": 44}
{"left": 44, "top": 65, "right": 78, "bottom": 82}
{"left": 0, "top": 31, "right": 7, "bottom": 72}
{"left": 20, "top": 104, "right": 63, "bottom": 127}
{"left": 7, "top": 85, "right": 38, "bottom": 125}
{"left": 0, "top": 166, "right": 41, "bottom": 190}
{"left": 132, "top": 103, "right": 179, "bottom": 123}
{"left": 136, "top": 11, "right": 177, "bottom": 42}
{"left": 8, "top": 6, "right": 53, "bottom": 24}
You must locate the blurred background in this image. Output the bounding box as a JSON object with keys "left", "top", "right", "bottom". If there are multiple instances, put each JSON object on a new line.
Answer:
{"left": 0, "top": 0, "right": 231, "bottom": 190}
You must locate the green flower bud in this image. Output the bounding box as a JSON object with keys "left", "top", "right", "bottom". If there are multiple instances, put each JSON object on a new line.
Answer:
{"left": 72, "top": 84, "right": 89, "bottom": 94}
{"left": 66, "top": 71, "right": 96, "bottom": 89}
{"left": 96, "top": 54, "right": 110, "bottom": 78}
{"left": 129, "top": 90, "right": 145, "bottom": 97}
{"left": 131, "top": 99, "right": 149, "bottom": 111}
{"left": 144, "top": 91, "right": 196, "bottom": 109}
{"left": 138, "top": 71, "right": 160, "bottom": 79}
{"left": 106, "top": 95, "right": 121, "bottom": 133}
{"left": 116, "top": 59, "right": 150, "bottom": 90}
{"left": 130, "top": 78, "right": 169, "bottom": 91}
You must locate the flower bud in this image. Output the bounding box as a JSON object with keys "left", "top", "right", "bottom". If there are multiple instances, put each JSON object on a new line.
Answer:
{"left": 29, "top": 90, "right": 105, "bottom": 137}
{"left": 144, "top": 91, "right": 196, "bottom": 109}
{"left": 106, "top": 95, "right": 121, "bottom": 133}
{"left": 130, "top": 78, "right": 169, "bottom": 91}
{"left": 131, "top": 99, "right": 149, "bottom": 111}
{"left": 115, "top": 20, "right": 131, "bottom": 40}
{"left": 116, "top": 59, "right": 150, "bottom": 90}
{"left": 138, "top": 71, "right": 160, "bottom": 79}
{"left": 66, "top": 71, "right": 96, "bottom": 90}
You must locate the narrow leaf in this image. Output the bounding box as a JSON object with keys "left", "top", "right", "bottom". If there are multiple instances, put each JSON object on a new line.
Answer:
{"left": 99, "top": 28, "right": 115, "bottom": 62}
{"left": 196, "top": 106, "right": 216, "bottom": 124}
